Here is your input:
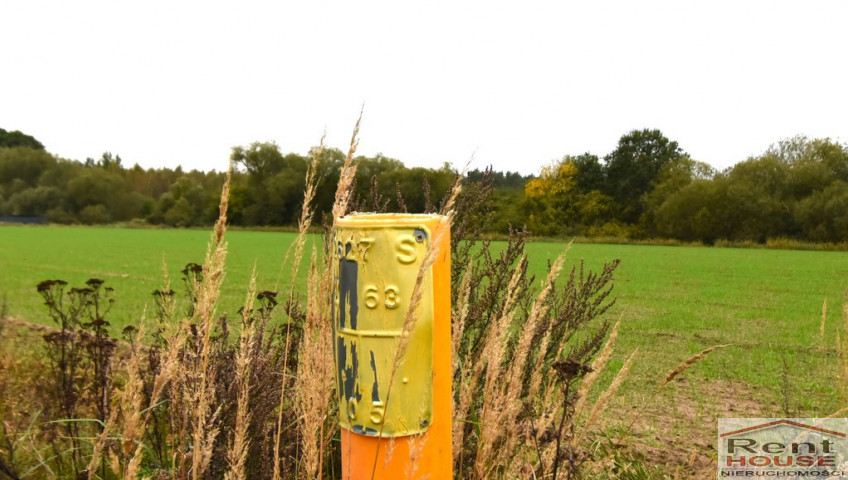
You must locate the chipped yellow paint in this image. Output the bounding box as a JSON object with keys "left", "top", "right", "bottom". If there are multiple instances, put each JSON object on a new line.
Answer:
{"left": 333, "top": 214, "right": 435, "bottom": 436}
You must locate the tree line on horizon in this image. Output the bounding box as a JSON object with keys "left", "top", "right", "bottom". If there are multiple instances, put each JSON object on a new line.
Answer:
{"left": 1, "top": 126, "right": 847, "bottom": 244}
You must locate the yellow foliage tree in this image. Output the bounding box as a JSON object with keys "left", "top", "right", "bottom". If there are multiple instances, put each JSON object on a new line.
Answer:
{"left": 524, "top": 161, "right": 579, "bottom": 235}
{"left": 525, "top": 161, "right": 578, "bottom": 200}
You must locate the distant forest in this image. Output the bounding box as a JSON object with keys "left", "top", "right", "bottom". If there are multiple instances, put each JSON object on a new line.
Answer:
{"left": 2, "top": 127, "right": 847, "bottom": 244}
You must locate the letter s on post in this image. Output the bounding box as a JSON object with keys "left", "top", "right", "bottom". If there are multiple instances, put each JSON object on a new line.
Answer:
{"left": 395, "top": 235, "right": 417, "bottom": 264}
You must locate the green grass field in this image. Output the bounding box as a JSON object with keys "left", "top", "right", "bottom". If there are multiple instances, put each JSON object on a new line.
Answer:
{"left": 0, "top": 225, "right": 315, "bottom": 329}
{"left": 528, "top": 241, "right": 848, "bottom": 411}
{"left": 2, "top": 224, "right": 846, "bottom": 418}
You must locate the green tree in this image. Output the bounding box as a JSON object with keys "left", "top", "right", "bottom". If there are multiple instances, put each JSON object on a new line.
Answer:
{"left": 794, "top": 181, "right": 848, "bottom": 242}
{"left": 149, "top": 176, "right": 209, "bottom": 226}
{"left": 65, "top": 168, "right": 129, "bottom": 223}
{"left": 767, "top": 136, "right": 848, "bottom": 200}
{"left": 487, "top": 188, "right": 527, "bottom": 233}
{"left": 467, "top": 168, "right": 529, "bottom": 190}
{"left": 571, "top": 153, "right": 605, "bottom": 193}
{"left": 0, "top": 128, "right": 45, "bottom": 150}
{"left": 653, "top": 178, "right": 725, "bottom": 243}
{"left": 381, "top": 164, "right": 455, "bottom": 213}
{"left": 466, "top": 168, "right": 530, "bottom": 233}
{"left": 642, "top": 157, "right": 716, "bottom": 236}
{"left": 724, "top": 155, "right": 794, "bottom": 239}
{"left": 231, "top": 142, "right": 311, "bottom": 225}
{"left": 231, "top": 142, "right": 288, "bottom": 180}
{"left": 352, "top": 154, "right": 405, "bottom": 210}
{"left": 0, "top": 147, "right": 56, "bottom": 190}
{"left": 603, "top": 129, "right": 685, "bottom": 224}
{"left": 78, "top": 204, "right": 111, "bottom": 224}
{"left": 310, "top": 148, "right": 344, "bottom": 220}
{"left": 3, "top": 186, "right": 64, "bottom": 216}
{"left": 262, "top": 157, "right": 308, "bottom": 224}
{"left": 38, "top": 158, "right": 85, "bottom": 190}
{"left": 655, "top": 163, "right": 788, "bottom": 244}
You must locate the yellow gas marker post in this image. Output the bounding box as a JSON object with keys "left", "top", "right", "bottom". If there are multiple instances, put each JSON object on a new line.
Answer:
{"left": 333, "top": 214, "right": 452, "bottom": 480}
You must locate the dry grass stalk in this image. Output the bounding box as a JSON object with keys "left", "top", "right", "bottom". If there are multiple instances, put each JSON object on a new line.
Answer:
{"left": 840, "top": 331, "right": 848, "bottom": 406}
{"left": 516, "top": 319, "right": 622, "bottom": 477}
{"left": 404, "top": 433, "right": 429, "bottom": 479}
{"left": 450, "top": 259, "right": 473, "bottom": 461}
{"left": 150, "top": 257, "right": 187, "bottom": 417}
{"left": 224, "top": 271, "right": 257, "bottom": 480}
{"left": 527, "top": 328, "right": 553, "bottom": 404}
{"left": 472, "top": 251, "right": 564, "bottom": 479}
{"left": 332, "top": 108, "right": 363, "bottom": 219}
{"left": 86, "top": 323, "right": 147, "bottom": 480}
{"left": 453, "top": 356, "right": 476, "bottom": 466}
{"left": 508, "top": 252, "right": 566, "bottom": 385}
{"left": 439, "top": 171, "right": 464, "bottom": 217}
{"left": 86, "top": 396, "right": 117, "bottom": 479}
{"left": 570, "top": 319, "right": 621, "bottom": 424}
{"left": 297, "top": 146, "right": 330, "bottom": 480}
{"left": 329, "top": 114, "right": 367, "bottom": 480}
{"left": 472, "top": 311, "right": 512, "bottom": 479}
{"left": 820, "top": 298, "right": 828, "bottom": 347}
{"left": 572, "top": 349, "right": 638, "bottom": 448}
{"left": 839, "top": 291, "right": 848, "bottom": 405}
{"left": 189, "top": 165, "right": 232, "bottom": 480}
{"left": 273, "top": 129, "right": 330, "bottom": 480}
{"left": 288, "top": 134, "right": 324, "bottom": 299}
{"left": 294, "top": 248, "right": 335, "bottom": 479}
{"left": 498, "top": 253, "right": 566, "bottom": 456}
{"left": 160, "top": 295, "right": 192, "bottom": 474}
{"left": 88, "top": 319, "right": 170, "bottom": 480}
{"left": 451, "top": 258, "right": 473, "bottom": 381}
{"left": 271, "top": 324, "right": 293, "bottom": 480}
{"left": 383, "top": 437, "right": 397, "bottom": 469}
{"left": 452, "top": 254, "right": 526, "bottom": 467}
{"left": 660, "top": 344, "right": 729, "bottom": 389}
{"left": 272, "top": 133, "right": 324, "bottom": 294}
{"left": 118, "top": 322, "right": 150, "bottom": 480}
{"left": 529, "top": 245, "right": 574, "bottom": 403}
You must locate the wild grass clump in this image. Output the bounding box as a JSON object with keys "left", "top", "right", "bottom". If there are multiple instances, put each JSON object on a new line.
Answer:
{"left": 442, "top": 170, "right": 627, "bottom": 479}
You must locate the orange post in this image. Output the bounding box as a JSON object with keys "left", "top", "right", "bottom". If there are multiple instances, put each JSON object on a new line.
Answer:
{"left": 333, "top": 213, "right": 452, "bottom": 480}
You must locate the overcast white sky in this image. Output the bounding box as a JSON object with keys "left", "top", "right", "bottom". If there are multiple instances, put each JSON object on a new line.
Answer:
{"left": 2, "top": 1, "right": 846, "bottom": 176}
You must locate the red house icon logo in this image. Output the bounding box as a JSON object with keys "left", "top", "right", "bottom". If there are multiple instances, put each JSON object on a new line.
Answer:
{"left": 718, "top": 418, "right": 848, "bottom": 475}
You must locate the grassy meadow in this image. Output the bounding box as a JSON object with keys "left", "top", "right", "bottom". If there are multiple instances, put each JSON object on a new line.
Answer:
{"left": 2, "top": 223, "right": 847, "bottom": 476}
{"left": 3, "top": 225, "right": 846, "bottom": 402}
{"left": 0, "top": 225, "right": 316, "bottom": 329}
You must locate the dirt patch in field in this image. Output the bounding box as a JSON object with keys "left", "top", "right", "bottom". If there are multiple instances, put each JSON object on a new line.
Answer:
{"left": 1, "top": 316, "right": 56, "bottom": 334}
{"left": 0, "top": 316, "right": 56, "bottom": 354}
{"left": 601, "top": 377, "right": 780, "bottom": 479}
